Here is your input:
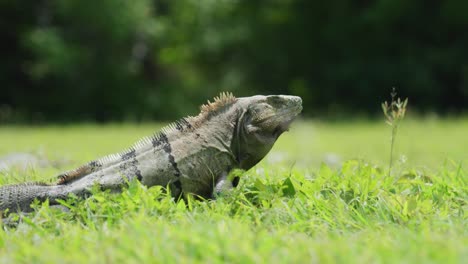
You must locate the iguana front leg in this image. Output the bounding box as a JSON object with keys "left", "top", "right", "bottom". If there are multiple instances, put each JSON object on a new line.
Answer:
{"left": 214, "top": 171, "right": 240, "bottom": 196}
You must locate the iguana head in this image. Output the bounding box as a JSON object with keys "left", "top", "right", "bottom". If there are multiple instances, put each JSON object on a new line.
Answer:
{"left": 234, "top": 95, "right": 302, "bottom": 170}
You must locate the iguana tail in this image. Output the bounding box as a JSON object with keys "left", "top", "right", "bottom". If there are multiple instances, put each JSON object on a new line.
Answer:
{"left": 0, "top": 182, "right": 62, "bottom": 213}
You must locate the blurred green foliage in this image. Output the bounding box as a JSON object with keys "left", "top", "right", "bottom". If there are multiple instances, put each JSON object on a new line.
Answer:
{"left": 0, "top": 0, "right": 467, "bottom": 122}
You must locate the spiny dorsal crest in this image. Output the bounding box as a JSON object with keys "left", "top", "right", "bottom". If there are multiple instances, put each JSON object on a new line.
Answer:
{"left": 56, "top": 92, "right": 236, "bottom": 185}
{"left": 200, "top": 92, "right": 236, "bottom": 114}
{"left": 57, "top": 161, "right": 101, "bottom": 184}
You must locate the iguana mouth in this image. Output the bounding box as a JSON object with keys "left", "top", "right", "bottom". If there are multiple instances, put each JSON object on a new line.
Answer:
{"left": 271, "top": 104, "right": 302, "bottom": 136}
{"left": 273, "top": 115, "right": 297, "bottom": 137}
{"left": 259, "top": 104, "right": 302, "bottom": 124}
{"left": 273, "top": 115, "right": 299, "bottom": 137}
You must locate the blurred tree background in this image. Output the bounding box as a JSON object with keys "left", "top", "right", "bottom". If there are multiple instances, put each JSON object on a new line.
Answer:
{"left": 0, "top": 0, "right": 467, "bottom": 122}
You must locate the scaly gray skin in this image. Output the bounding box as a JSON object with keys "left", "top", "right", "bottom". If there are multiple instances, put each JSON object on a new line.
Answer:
{"left": 0, "top": 93, "right": 302, "bottom": 213}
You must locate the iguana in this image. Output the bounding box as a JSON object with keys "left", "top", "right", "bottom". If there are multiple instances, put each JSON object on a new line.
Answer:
{"left": 0, "top": 93, "right": 302, "bottom": 213}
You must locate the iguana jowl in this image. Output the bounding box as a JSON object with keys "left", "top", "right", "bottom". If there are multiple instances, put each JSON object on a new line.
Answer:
{"left": 0, "top": 93, "right": 302, "bottom": 212}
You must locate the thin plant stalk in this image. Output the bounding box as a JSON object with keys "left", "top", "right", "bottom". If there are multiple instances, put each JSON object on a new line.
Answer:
{"left": 382, "top": 88, "right": 408, "bottom": 176}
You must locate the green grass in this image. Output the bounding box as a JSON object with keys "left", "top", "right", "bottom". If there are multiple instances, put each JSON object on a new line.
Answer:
{"left": 0, "top": 118, "right": 467, "bottom": 263}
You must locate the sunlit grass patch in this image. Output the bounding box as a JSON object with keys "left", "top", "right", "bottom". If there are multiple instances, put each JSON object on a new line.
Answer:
{"left": 0, "top": 119, "right": 467, "bottom": 263}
